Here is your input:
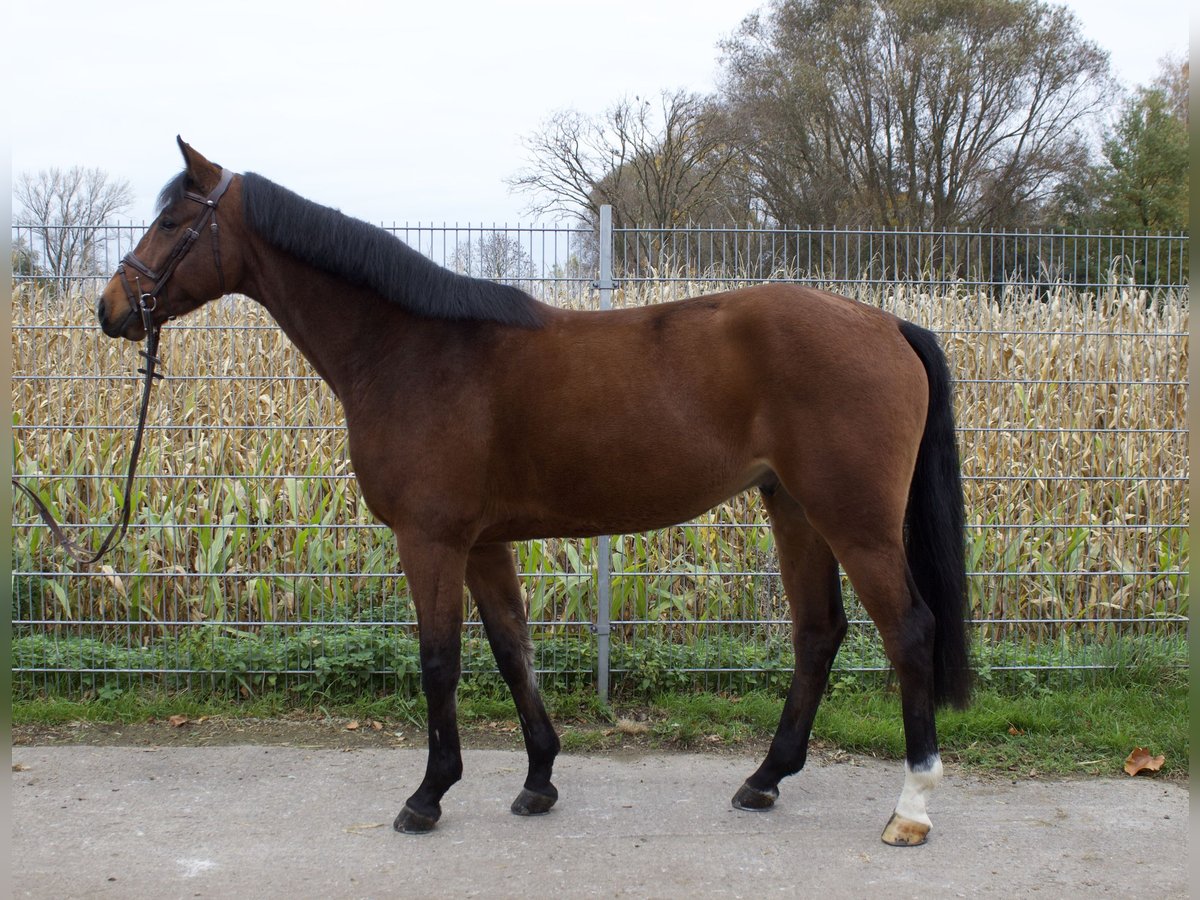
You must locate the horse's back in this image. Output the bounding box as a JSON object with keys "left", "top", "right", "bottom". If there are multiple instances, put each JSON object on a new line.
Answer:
{"left": 526, "top": 282, "right": 926, "bottom": 432}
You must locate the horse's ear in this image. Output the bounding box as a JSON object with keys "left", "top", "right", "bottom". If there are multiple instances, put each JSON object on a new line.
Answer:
{"left": 176, "top": 136, "right": 221, "bottom": 190}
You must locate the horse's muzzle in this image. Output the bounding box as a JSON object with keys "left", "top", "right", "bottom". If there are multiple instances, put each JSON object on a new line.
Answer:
{"left": 97, "top": 294, "right": 142, "bottom": 340}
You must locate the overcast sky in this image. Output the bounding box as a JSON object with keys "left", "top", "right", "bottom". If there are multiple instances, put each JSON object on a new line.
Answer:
{"left": 10, "top": 0, "right": 1192, "bottom": 225}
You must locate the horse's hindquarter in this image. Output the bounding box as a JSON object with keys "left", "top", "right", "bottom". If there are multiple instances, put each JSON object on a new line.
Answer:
{"left": 476, "top": 284, "right": 928, "bottom": 541}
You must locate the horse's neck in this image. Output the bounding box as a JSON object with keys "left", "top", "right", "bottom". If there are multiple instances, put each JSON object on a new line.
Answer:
{"left": 240, "top": 247, "right": 405, "bottom": 405}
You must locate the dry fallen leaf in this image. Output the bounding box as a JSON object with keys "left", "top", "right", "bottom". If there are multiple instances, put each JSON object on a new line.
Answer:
{"left": 12, "top": 763, "right": 30, "bottom": 772}
{"left": 1123, "top": 747, "right": 1165, "bottom": 776}
{"left": 1008, "top": 725, "right": 1024, "bottom": 736}
{"left": 370, "top": 720, "right": 383, "bottom": 731}
{"left": 168, "top": 715, "right": 189, "bottom": 728}
{"left": 345, "top": 720, "right": 360, "bottom": 731}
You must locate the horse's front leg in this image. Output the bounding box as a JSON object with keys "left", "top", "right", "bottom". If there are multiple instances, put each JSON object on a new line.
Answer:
{"left": 391, "top": 537, "right": 469, "bottom": 834}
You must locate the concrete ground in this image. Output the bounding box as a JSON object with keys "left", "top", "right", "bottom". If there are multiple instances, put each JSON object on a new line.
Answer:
{"left": 11, "top": 746, "right": 1188, "bottom": 898}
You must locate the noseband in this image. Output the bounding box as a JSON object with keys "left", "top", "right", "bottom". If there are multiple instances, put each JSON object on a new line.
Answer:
{"left": 116, "top": 166, "right": 235, "bottom": 325}
{"left": 12, "top": 167, "right": 236, "bottom": 566}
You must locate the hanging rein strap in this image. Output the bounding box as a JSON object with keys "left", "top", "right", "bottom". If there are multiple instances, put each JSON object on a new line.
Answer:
{"left": 12, "top": 167, "right": 234, "bottom": 566}
{"left": 11, "top": 304, "right": 163, "bottom": 566}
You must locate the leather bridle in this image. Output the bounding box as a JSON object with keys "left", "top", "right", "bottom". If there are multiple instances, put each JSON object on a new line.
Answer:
{"left": 12, "top": 167, "right": 235, "bottom": 566}
{"left": 116, "top": 166, "right": 235, "bottom": 322}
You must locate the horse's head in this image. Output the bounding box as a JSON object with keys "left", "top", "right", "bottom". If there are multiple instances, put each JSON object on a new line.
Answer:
{"left": 98, "top": 138, "right": 243, "bottom": 341}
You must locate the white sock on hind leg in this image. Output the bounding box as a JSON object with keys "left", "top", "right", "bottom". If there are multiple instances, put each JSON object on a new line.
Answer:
{"left": 894, "top": 755, "right": 942, "bottom": 826}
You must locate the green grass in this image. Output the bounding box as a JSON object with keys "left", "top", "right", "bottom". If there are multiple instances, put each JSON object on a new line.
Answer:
{"left": 813, "top": 681, "right": 1188, "bottom": 776}
{"left": 13, "top": 692, "right": 295, "bottom": 726}
{"left": 15, "top": 672, "right": 1187, "bottom": 779}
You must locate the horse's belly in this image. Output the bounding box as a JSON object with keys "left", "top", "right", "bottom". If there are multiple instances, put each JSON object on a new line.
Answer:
{"left": 479, "top": 458, "right": 772, "bottom": 541}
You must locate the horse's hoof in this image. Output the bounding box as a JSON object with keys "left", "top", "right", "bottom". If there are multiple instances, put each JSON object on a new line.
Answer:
{"left": 881, "top": 811, "right": 930, "bottom": 846}
{"left": 394, "top": 804, "right": 439, "bottom": 834}
{"left": 732, "top": 782, "right": 779, "bottom": 811}
{"left": 511, "top": 785, "right": 558, "bottom": 816}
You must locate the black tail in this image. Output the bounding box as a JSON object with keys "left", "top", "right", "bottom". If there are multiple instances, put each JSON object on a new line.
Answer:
{"left": 899, "top": 321, "right": 972, "bottom": 709}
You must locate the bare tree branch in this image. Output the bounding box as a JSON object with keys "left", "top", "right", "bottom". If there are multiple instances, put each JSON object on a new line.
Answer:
{"left": 508, "top": 89, "right": 747, "bottom": 227}
{"left": 14, "top": 166, "right": 133, "bottom": 296}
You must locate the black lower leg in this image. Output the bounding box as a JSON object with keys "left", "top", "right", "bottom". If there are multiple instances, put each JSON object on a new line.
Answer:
{"left": 490, "top": 635, "right": 560, "bottom": 813}
{"left": 395, "top": 647, "right": 463, "bottom": 833}
{"left": 893, "top": 576, "right": 940, "bottom": 768}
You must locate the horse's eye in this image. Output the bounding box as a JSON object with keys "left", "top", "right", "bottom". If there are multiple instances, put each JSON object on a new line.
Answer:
{"left": 161, "top": 218, "right": 178, "bottom": 232}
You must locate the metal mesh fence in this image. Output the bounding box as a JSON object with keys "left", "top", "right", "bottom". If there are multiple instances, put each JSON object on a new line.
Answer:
{"left": 11, "top": 220, "right": 1189, "bottom": 696}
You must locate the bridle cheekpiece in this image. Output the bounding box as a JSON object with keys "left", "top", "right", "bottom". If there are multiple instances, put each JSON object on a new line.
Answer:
{"left": 116, "top": 166, "right": 235, "bottom": 331}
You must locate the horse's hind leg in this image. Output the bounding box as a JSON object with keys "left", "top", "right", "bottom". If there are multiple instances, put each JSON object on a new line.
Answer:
{"left": 734, "top": 485, "right": 847, "bottom": 810}
{"left": 833, "top": 540, "right": 942, "bottom": 847}
{"left": 466, "top": 542, "right": 560, "bottom": 816}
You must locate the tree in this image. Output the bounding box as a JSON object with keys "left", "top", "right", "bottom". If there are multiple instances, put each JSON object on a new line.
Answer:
{"left": 1048, "top": 55, "right": 1189, "bottom": 233}
{"left": 14, "top": 166, "right": 133, "bottom": 296}
{"left": 718, "top": 0, "right": 1114, "bottom": 228}
{"left": 1093, "top": 58, "right": 1189, "bottom": 231}
{"left": 451, "top": 232, "right": 537, "bottom": 282}
{"left": 508, "top": 89, "right": 749, "bottom": 227}
{"left": 11, "top": 236, "right": 45, "bottom": 279}
{"left": 1151, "top": 53, "right": 1189, "bottom": 127}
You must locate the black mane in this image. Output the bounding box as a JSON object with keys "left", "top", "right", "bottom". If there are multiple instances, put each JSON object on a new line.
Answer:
{"left": 237, "top": 172, "right": 544, "bottom": 328}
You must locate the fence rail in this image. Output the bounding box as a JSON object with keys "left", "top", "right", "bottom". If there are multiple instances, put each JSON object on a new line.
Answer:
{"left": 10, "top": 215, "right": 1189, "bottom": 697}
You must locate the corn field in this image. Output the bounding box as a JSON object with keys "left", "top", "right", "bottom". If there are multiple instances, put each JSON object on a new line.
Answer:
{"left": 10, "top": 222, "right": 1189, "bottom": 692}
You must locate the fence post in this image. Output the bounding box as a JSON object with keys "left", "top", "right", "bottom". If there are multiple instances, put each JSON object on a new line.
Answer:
{"left": 593, "top": 205, "right": 614, "bottom": 704}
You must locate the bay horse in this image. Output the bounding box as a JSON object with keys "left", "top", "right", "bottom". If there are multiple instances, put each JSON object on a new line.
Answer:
{"left": 97, "top": 139, "right": 970, "bottom": 846}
